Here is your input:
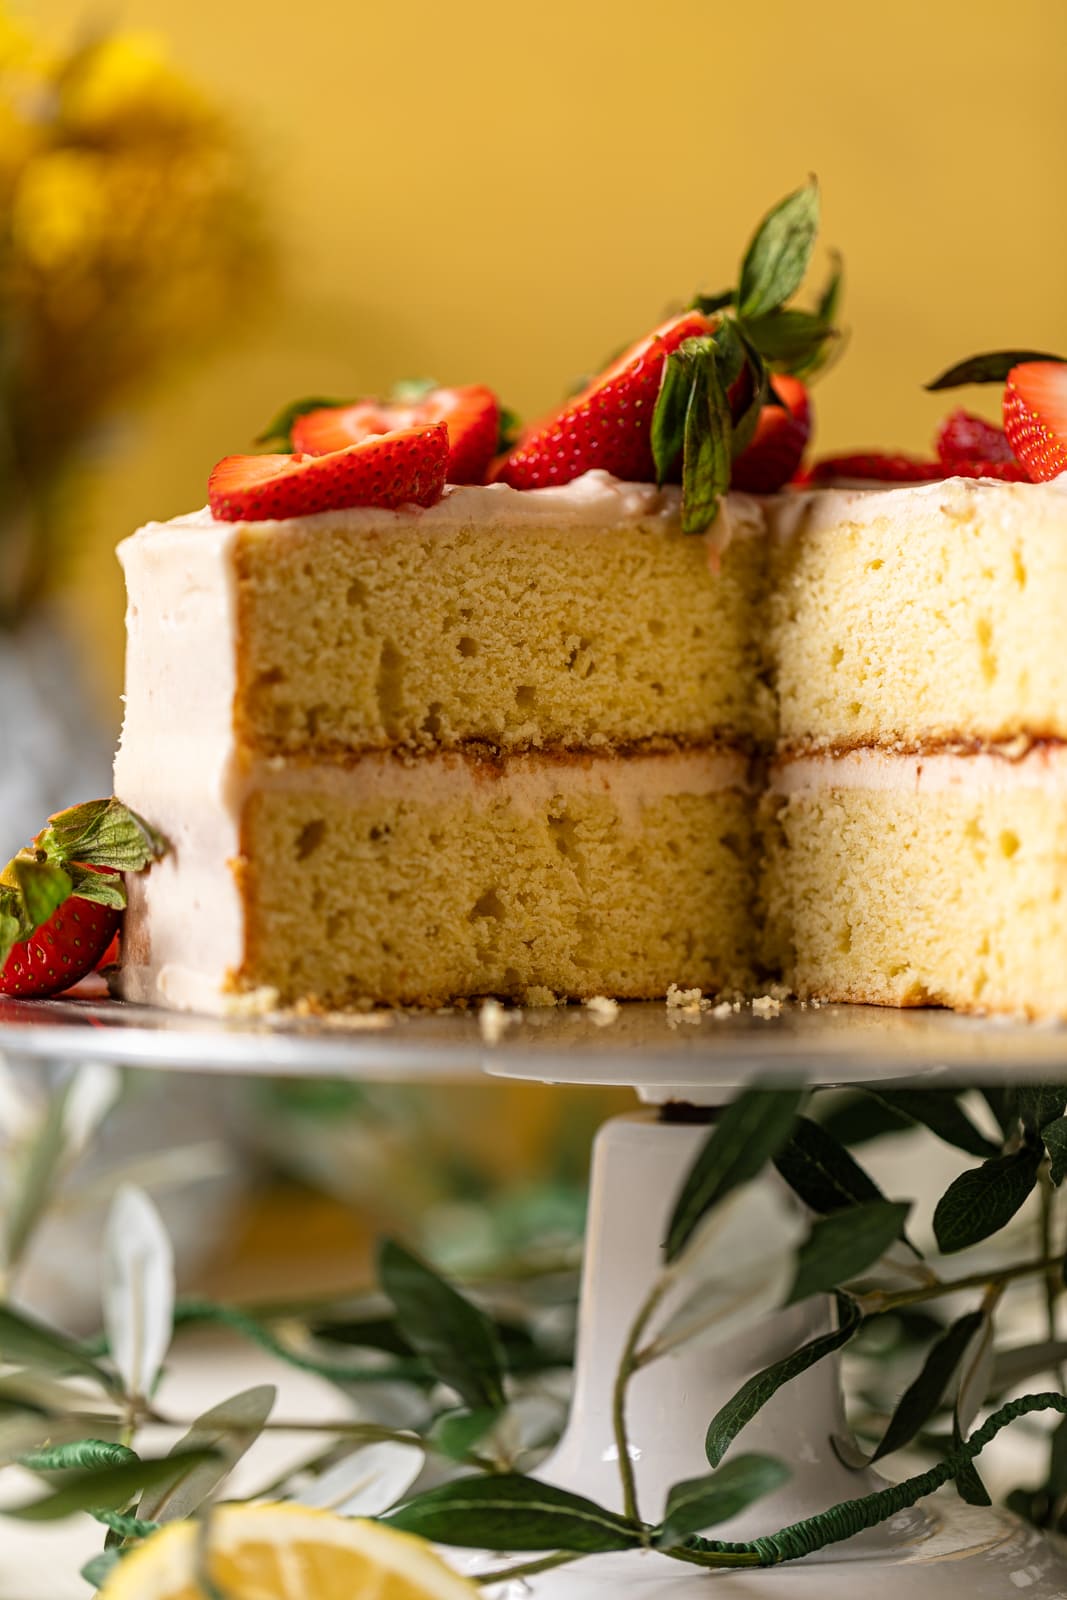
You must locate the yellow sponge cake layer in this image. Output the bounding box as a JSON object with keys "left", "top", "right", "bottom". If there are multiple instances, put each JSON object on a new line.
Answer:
{"left": 228, "top": 481, "right": 769, "bottom": 754}
{"left": 115, "top": 747, "right": 757, "bottom": 1012}
{"left": 764, "top": 744, "right": 1067, "bottom": 1016}
{"left": 767, "top": 478, "right": 1067, "bottom": 750}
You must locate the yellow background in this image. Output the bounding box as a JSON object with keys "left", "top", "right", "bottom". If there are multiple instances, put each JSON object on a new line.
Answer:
{"left": 30, "top": 0, "right": 1067, "bottom": 715}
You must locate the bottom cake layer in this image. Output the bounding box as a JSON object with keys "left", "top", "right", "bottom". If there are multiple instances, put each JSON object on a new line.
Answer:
{"left": 764, "top": 745, "right": 1067, "bottom": 1017}
{"left": 117, "top": 746, "right": 757, "bottom": 1012}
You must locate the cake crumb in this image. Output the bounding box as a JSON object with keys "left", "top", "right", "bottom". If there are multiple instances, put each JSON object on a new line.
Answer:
{"left": 752, "top": 994, "right": 782, "bottom": 1019}
{"left": 666, "top": 983, "right": 710, "bottom": 1011}
{"left": 479, "top": 998, "right": 519, "bottom": 1044}
{"left": 223, "top": 986, "right": 281, "bottom": 1019}
{"left": 584, "top": 995, "right": 620, "bottom": 1026}
{"left": 711, "top": 1000, "right": 734, "bottom": 1019}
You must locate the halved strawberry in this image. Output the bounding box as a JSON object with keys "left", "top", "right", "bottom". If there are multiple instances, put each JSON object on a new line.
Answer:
{"left": 493, "top": 311, "right": 714, "bottom": 489}
{"left": 209, "top": 425, "right": 449, "bottom": 522}
{"left": 799, "top": 452, "right": 944, "bottom": 485}
{"left": 730, "top": 376, "right": 811, "bottom": 493}
{"left": 1, "top": 896, "right": 119, "bottom": 997}
{"left": 292, "top": 386, "right": 500, "bottom": 486}
{"left": 941, "top": 458, "right": 1030, "bottom": 482}
{"left": 935, "top": 408, "right": 1017, "bottom": 468}
{"left": 1003, "top": 362, "right": 1067, "bottom": 482}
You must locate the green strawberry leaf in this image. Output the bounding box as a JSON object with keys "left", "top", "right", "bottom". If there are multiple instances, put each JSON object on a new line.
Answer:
{"left": 12, "top": 857, "right": 72, "bottom": 932}
{"left": 705, "top": 1295, "right": 860, "bottom": 1466}
{"left": 933, "top": 1144, "right": 1043, "bottom": 1254}
{"left": 655, "top": 1454, "right": 789, "bottom": 1547}
{"left": 925, "top": 351, "right": 1066, "bottom": 391}
{"left": 691, "top": 288, "right": 736, "bottom": 315}
{"left": 651, "top": 348, "right": 694, "bottom": 485}
{"left": 65, "top": 866, "right": 127, "bottom": 912}
{"left": 680, "top": 344, "right": 732, "bottom": 536}
{"left": 788, "top": 1199, "right": 912, "bottom": 1303}
{"left": 870, "top": 1310, "right": 985, "bottom": 1463}
{"left": 816, "top": 250, "right": 844, "bottom": 325}
{"left": 384, "top": 1474, "right": 640, "bottom": 1552}
{"left": 39, "top": 799, "right": 166, "bottom": 874}
{"left": 742, "top": 309, "right": 837, "bottom": 378}
{"left": 665, "top": 1088, "right": 805, "bottom": 1262}
{"left": 738, "top": 179, "right": 820, "bottom": 321}
{"left": 378, "top": 1239, "right": 507, "bottom": 1413}
{"left": 496, "top": 405, "right": 522, "bottom": 454}
{"left": 255, "top": 396, "right": 354, "bottom": 450}
{"left": 390, "top": 377, "right": 438, "bottom": 403}
{"left": 0, "top": 903, "right": 21, "bottom": 969}
{"left": 709, "top": 320, "right": 747, "bottom": 392}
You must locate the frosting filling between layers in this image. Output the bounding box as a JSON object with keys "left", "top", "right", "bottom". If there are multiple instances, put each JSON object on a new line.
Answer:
{"left": 771, "top": 740, "right": 1067, "bottom": 797}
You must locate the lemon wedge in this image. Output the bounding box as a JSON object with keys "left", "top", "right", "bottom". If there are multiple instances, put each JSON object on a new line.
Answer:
{"left": 98, "top": 1502, "right": 480, "bottom": 1600}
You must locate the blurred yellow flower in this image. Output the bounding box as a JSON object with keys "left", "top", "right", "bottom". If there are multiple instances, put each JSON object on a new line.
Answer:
{"left": 0, "top": 8, "right": 273, "bottom": 623}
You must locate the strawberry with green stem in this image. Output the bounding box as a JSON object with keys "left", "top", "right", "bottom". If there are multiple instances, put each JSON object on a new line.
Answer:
{"left": 0, "top": 799, "right": 165, "bottom": 998}
{"left": 495, "top": 179, "right": 842, "bottom": 531}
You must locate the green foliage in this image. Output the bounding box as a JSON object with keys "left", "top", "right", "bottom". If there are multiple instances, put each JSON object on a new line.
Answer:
{"left": 773, "top": 1115, "right": 884, "bottom": 1214}
{"left": 933, "top": 1145, "right": 1043, "bottom": 1254}
{"left": 870, "top": 1312, "right": 985, "bottom": 1463}
{"left": 377, "top": 1238, "right": 507, "bottom": 1412}
{"left": 655, "top": 1454, "right": 790, "bottom": 1547}
{"left": 788, "top": 1201, "right": 911, "bottom": 1303}
{"left": 385, "top": 1474, "right": 642, "bottom": 1552}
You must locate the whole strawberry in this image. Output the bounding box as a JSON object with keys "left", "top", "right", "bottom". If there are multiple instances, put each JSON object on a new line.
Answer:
{"left": 730, "top": 376, "right": 811, "bottom": 493}
{"left": 0, "top": 799, "right": 165, "bottom": 999}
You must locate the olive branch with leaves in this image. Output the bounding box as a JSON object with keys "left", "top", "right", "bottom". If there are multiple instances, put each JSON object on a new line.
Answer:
{"left": 2, "top": 1069, "right": 1067, "bottom": 1590}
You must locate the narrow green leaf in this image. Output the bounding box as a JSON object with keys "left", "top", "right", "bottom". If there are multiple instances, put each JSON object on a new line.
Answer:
{"left": 39, "top": 799, "right": 165, "bottom": 873}
{"left": 863, "top": 1089, "right": 999, "bottom": 1160}
{"left": 665, "top": 1087, "right": 805, "bottom": 1262}
{"left": 738, "top": 180, "right": 820, "bottom": 320}
{"left": 427, "top": 1407, "right": 501, "bottom": 1463}
{"left": 980, "top": 1088, "right": 1018, "bottom": 1138}
{"left": 138, "top": 1384, "right": 276, "bottom": 1523}
{"left": 81, "top": 1549, "right": 125, "bottom": 1589}
{"left": 21, "top": 1439, "right": 135, "bottom": 1474}
{"left": 1043, "top": 1118, "right": 1067, "bottom": 1186}
{"left": 870, "top": 1311, "right": 985, "bottom": 1463}
{"left": 773, "top": 1115, "right": 884, "bottom": 1215}
{"left": 655, "top": 1453, "right": 789, "bottom": 1547}
{"left": 3, "top": 1073, "right": 74, "bottom": 1274}
{"left": 378, "top": 1239, "right": 507, "bottom": 1412}
{"left": 933, "top": 1145, "right": 1042, "bottom": 1255}
{"left": 1017, "top": 1086, "right": 1067, "bottom": 1135}
{"left": 728, "top": 343, "right": 769, "bottom": 460}
{"left": 709, "top": 320, "right": 747, "bottom": 391}
{"left": 12, "top": 857, "right": 71, "bottom": 931}
{"left": 925, "top": 350, "right": 1065, "bottom": 391}
{"left": 788, "top": 1200, "right": 912, "bottom": 1303}
{"left": 384, "top": 1474, "right": 641, "bottom": 1552}
{"left": 0, "top": 1306, "right": 116, "bottom": 1393}
{"left": 255, "top": 395, "right": 353, "bottom": 449}
{"left": 705, "top": 1295, "right": 860, "bottom": 1467}
{"left": 651, "top": 350, "right": 694, "bottom": 484}
{"left": 8, "top": 1448, "right": 217, "bottom": 1522}
{"left": 0, "top": 907, "right": 22, "bottom": 968}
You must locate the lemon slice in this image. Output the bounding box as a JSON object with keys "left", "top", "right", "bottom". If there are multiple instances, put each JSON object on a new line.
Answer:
{"left": 98, "top": 1502, "right": 480, "bottom": 1600}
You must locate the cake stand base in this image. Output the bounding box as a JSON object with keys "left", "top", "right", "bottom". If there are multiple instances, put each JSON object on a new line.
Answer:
{"left": 470, "top": 1111, "right": 1067, "bottom": 1596}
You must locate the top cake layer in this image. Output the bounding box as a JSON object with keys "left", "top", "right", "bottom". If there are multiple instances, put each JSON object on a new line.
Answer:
{"left": 765, "top": 475, "right": 1067, "bottom": 750}
{"left": 118, "top": 471, "right": 771, "bottom": 756}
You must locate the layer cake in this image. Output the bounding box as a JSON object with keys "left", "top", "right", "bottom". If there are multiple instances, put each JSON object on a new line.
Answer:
{"left": 114, "top": 473, "right": 763, "bottom": 1011}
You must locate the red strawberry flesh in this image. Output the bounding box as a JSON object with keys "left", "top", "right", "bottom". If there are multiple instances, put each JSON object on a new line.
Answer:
{"left": 730, "top": 375, "right": 811, "bottom": 493}
{"left": 209, "top": 425, "right": 449, "bottom": 522}
{"left": 494, "top": 311, "right": 714, "bottom": 489}
{"left": 293, "top": 386, "right": 500, "bottom": 486}
{"left": 1003, "top": 362, "right": 1067, "bottom": 483}
{"left": 936, "top": 408, "right": 1017, "bottom": 468}
{"left": 1, "top": 898, "right": 119, "bottom": 998}
{"left": 800, "top": 452, "right": 944, "bottom": 485}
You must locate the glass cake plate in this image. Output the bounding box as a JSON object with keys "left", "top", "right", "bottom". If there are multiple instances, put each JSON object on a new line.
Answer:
{"left": 5, "top": 987, "right": 1067, "bottom": 1597}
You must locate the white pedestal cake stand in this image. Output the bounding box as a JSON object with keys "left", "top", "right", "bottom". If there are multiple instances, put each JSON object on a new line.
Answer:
{"left": 2, "top": 992, "right": 1067, "bottom": 1596}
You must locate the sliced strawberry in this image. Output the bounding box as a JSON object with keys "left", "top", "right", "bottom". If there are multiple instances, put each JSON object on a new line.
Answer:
{"left": 1003, "top": 362, "right": 1067, "bottom": 482}
{"left": 730, "top": 375, "right": 811, "bottom": 493}
{"left": 799, "top": 452, "right": 944, "bottom": 485}
{"left": 493, "top": 311, "right": 714, "bottom": 489}
{"left": 935, "top": 408, "right": 1017, "bottom": 468}
{"left": 209, "top": 425, "right": 449, "bottom": 522}
{"left": 941, "top": 458, "right": 1030, "bottom": 482}
{"left": 292, "top": 386, "right": 500, "bottom": 486}
{"left": 1, "top": 898, "right": 119, "bottom": 997}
